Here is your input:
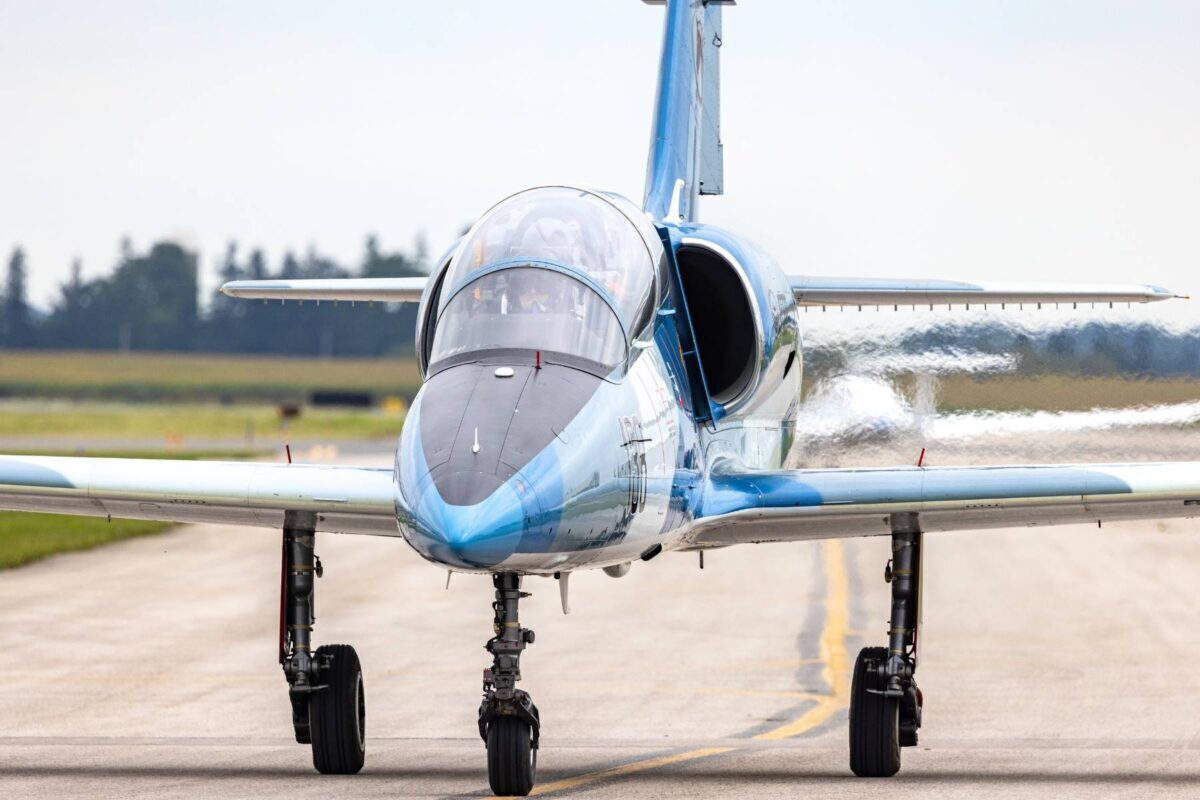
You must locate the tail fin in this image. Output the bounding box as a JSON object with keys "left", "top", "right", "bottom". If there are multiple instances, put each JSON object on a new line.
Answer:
{"left": 642, "top": 0, "right": 731, "bottom": 223}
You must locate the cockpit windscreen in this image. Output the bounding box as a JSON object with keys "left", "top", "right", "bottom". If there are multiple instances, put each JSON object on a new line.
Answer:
{"left": 430, "top": 268, "right": 626, "bottom": 370}
{"left": 438, "top": 187, "right": 655, "bottom": 332}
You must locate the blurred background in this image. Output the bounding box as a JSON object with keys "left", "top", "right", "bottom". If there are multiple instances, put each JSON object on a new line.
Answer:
{"left": 0, "top": 0, "right": 1197, "bottom": 567}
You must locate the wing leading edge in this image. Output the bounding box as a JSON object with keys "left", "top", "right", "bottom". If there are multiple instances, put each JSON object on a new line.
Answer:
{"left": 790, "top": 276, "right": 1183, "bottom": 309}
{"left": 0, "top": 456, "right": 399, "bottom": 536}
{"left": 685, "top": 463, "right": 1200, "bottom": 547}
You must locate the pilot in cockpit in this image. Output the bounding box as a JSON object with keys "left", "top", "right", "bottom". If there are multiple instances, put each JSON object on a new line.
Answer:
{"left": 510, "top": 272, "right": 551, "bottom": 314}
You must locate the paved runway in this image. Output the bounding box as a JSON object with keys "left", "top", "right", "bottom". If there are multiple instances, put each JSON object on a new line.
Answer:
{"left": 3, "top": 451, "right": 1200, "bottom": 798}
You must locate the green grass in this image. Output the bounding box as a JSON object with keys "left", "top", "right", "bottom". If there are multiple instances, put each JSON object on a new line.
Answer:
{"left": 801, "top": 374, "right": 1200, "bottom": 413}
{"left": 918, "top": 375, "right": 1200, "bottom": 413}
{"left": 0, "top": 514, "right": 171, "bottom": 570}
{"left": 0, "top": 349, "right": 421, "bottom": 402}
{"left": 0, "top": 401, "right": 405, "bottom": 442}
{"left": 0, "top": 449, "right": 261, "bottom": 570}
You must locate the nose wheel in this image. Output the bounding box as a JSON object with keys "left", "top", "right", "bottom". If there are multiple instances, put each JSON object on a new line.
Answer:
{"left": 487, "top": 716, "right": 537, "bottom": 796}
{"left": 479, "top": 572, "right": 540, "bottom": 796}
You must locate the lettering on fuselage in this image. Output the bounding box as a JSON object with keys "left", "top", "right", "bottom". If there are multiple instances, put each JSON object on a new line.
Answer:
{"left": 619, "top": 415, "right": 649, "bottom": 515}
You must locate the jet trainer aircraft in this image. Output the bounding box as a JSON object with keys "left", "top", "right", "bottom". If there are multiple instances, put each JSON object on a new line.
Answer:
{"left": 1, "top": 1, "right": 1195, "bottom": 795}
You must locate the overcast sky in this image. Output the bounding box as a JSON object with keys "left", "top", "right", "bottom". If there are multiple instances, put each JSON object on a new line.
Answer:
{"left": 1, "top": 0, "right": 1198, "bottom": 325}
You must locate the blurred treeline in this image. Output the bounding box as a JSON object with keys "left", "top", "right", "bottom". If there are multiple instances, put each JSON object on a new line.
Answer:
{"left": 807, "top": 318, "right": 1200, "bottom": 379}
{"left": 0, "top": 236, "right": 428, "bottom": 356}
{"left": 4, "top": 239, "right": 1200, "bottom": 375}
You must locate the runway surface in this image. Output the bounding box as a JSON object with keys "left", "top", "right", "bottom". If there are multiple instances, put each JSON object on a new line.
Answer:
{"left": 3, "top": 449, "right": 1200, "bottom": 798}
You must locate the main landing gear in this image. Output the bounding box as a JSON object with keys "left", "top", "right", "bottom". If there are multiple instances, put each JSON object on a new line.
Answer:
{"left": 479, "top": 572, "right": 540, "bottom": 796}
{"left": 850, "top": 512, "right": 923, "bottom": 777}
{"left": 280, "top": 512, "right": 366, "bottom": 775}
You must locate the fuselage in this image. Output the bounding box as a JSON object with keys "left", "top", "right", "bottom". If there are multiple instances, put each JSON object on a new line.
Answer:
{"left": 393, "top": 186, "right": 800, "bottom": 574}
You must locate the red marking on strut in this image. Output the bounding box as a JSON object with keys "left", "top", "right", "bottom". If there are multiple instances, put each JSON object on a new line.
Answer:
{"left": 916, "top": 447, "right": 926, "bottom": 468}
{"left": 535, "top": 351, "right": 542, "bottom": 370}
{"left": 278, "top": 535, "right": 287, "bottom": 664}
{"left": 285, "top": 444, "right": 292, "bottom": 464}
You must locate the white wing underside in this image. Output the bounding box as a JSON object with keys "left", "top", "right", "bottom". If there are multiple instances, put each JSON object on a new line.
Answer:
{"left": 0, "top": 456, "right": 398, "bottom": 536}
{"left": 685, "top": 463, "right": 1200, "bottom": 548}
{"left": 3, "top": 456, "right": 1199, "bottom": 549}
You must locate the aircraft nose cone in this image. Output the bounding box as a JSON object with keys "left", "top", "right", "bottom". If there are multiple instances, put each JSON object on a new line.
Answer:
{"left": 397, "top": 361, "right": 601, "bottom": 569}
{"left": 409, "top": 472, "right": 527, "bottom": 569}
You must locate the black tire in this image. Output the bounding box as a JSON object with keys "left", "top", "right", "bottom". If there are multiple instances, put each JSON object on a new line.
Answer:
{"left": 849, "top": 646, "right": 900, "bottom": 778}
{"left": 309, "top": 644, "right": 366, "bottom": 775}
{"left": 487, "top": 716, "right": 536, "bottom": 796}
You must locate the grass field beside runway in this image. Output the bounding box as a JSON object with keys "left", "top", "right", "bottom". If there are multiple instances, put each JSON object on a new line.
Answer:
{"left": 798, "top": 373, "right": 1200, "bottom": 413}
{"left": 0, "top": 349, "right": 421, "bottom": 402}
{"left": 0, "top": 514, "right": 170, "bottom": 569}
{"left": 927, "top": 374, "right": 1200, "bottom": 412}
{"left": 0, "top": 401, "right": 405, "bottom": 442}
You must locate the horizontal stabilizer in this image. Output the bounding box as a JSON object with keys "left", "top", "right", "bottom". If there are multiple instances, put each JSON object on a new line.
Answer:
{"left": 221, "top": 277, "right": 428, "bottom": 304}
{"left": 790, "top": 277, "right": 1184, "bottom": 309}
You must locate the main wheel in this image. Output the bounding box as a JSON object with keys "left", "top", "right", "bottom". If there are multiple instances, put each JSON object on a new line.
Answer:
{"left": 849, "top": 646, "right": 900, "bottom": 777}
{"left": 487, "top": 716, "right": 536, "bottom": 796}
{"left": 309, "top": 644, "right": 366, "bottom": 775}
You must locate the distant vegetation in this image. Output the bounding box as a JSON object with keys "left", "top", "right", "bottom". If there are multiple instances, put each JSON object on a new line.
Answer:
{"left": 0, "top": 235, "right": 428, "bottom": 357}
{"left": 0, "top": 400, "right": 405, "bottom": 442}
{"left": 806, "top": 318, "right": 1200, "bottom": 379}
{"left": 0, "top": 514, "right": 169, "bottom": 570}
{"left": 0, "top": 350, "right": 420, "bottom": 402}
{"left": 902, "top": 375, "right": 1200, "bottom": 414}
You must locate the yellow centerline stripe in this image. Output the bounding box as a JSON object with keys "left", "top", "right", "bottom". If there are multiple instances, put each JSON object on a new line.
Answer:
{"left": 501, "top": 539, "right": 851, "bottom": 796}
{"left": 518, "top": 746, "right": 735, "bottom": 797}
{"left": 752, "top": 539, "right": 851, "bottom": 740}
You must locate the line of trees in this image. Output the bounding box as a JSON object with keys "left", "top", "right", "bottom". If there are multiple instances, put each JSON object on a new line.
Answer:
{"left": 0, "top": 236, "right": 429, "bottom": 356}
{"left": 4, "top": 239, "right": 1199, "bottom": 374}
{"left": 804, "top": 318, "right": 1200, "bottom": 379}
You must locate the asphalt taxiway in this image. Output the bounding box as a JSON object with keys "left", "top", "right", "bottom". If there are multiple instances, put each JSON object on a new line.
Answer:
{"left": 2, "top": 449, "right": 1200, "bottom": 798}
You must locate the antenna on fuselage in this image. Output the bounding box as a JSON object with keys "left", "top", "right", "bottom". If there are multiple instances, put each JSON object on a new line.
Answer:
{"left": 556, "top": 572, "right": 570, "bottom": 615}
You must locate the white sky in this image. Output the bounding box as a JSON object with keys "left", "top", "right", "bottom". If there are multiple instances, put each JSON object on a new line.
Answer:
{"left": 1, "top": 1, "right": 1198, "bottom": 326}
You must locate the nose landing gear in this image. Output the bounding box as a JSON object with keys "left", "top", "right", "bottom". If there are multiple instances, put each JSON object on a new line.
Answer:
{"left": 850, "top": 513, "right": 923, "bottom": 778}
{"left": 280, "top": 512, "right": 366, "bottom": 775}
{"left": 479, "top": 572, "right": 540, "bottom": 796}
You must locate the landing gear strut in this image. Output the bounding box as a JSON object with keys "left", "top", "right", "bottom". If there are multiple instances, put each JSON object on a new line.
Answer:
{"left": 280, "top": 511, "right": 366, "bottom": 775}
{"left": 479, "top": 572, "right": 540, "bottom": 796}
{"left": 850, "top": 512, "right": 923, "bottom": 777}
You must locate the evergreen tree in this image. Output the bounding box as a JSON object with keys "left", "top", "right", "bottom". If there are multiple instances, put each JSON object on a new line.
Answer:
{"left": 2, "top": 247, "right": 35, "bottom": 347}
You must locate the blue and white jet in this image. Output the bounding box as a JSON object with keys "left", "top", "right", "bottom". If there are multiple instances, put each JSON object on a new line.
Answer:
{"left": 1, "top": 1, "right": 1195, "bottom": 794}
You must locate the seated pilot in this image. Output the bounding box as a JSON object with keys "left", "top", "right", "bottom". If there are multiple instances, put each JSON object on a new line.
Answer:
{"left": 500, "top": 272, "right": 551, "bottom": 314}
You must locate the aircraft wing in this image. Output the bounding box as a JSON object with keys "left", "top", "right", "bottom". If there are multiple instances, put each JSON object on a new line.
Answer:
{"left": 789, "top": 276, "right": 1183, "bottom": 308}
{"left": 220, "top": 277, "right": 427, "bottom": 304}
{"left": 683, "top": 463, "right": 1200, "bottom": 547}
{"left": 0, "top": 456, "right": 399, "bottom": 536}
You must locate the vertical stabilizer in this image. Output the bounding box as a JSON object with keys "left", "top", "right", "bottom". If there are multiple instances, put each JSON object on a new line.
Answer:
{"left": 642, "top": 0, "right": 731, "bottom": 223}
